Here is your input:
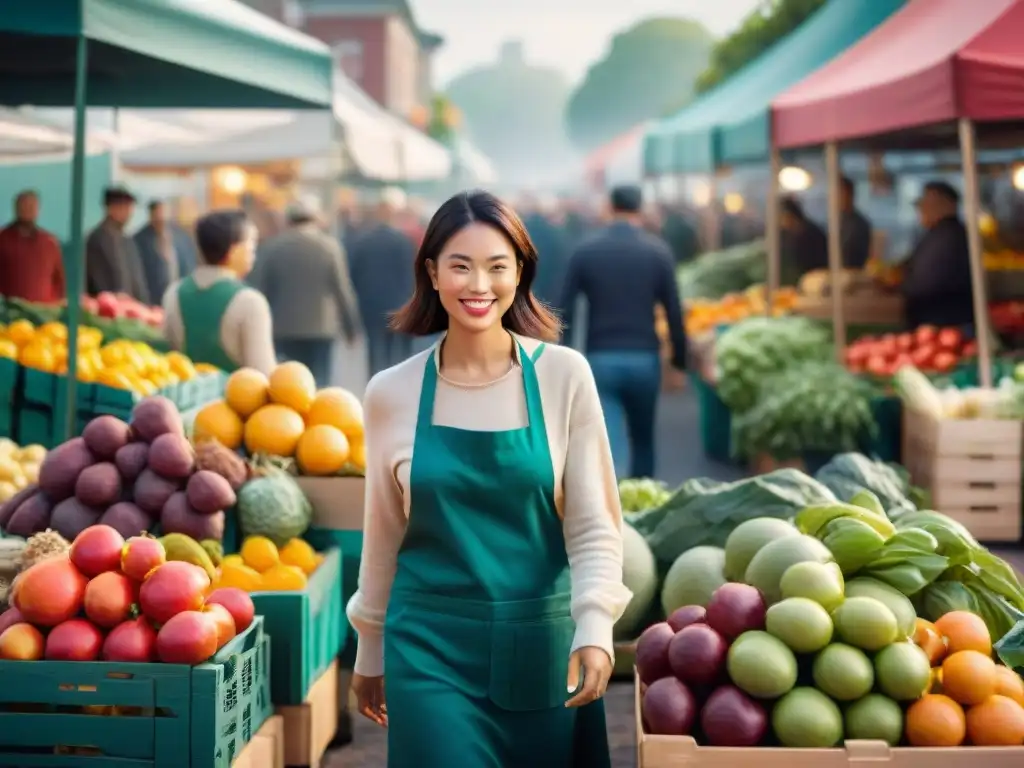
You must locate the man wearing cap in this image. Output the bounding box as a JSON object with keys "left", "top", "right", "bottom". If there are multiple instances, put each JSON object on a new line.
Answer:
{"left": 560, "top": 185, "right": 687, "bottom": 479}
{"left": 86, "top": 187, "right": 149, "bottom": 303}
{"left": 347, "top": 187, "right": 415, "bottom": 376}
{"left": 902, "top": 181, "right": 974, "bottom": 329}
{"left": 249, "top": 197, "right": 360, "bottom": 387}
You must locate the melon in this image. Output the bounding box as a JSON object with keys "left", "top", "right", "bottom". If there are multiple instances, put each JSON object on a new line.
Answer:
{"left": 237, "top": 469, "right": 312, "bottom": 547}
{"left": 744, "top": 535, "right": 833, "bottom": 605}
{"left": 661, "top": 546, "right": 726, "bottom": 615}
{"left": 724, "top": 518, "right": 799, "bottom": 582}
{"left": 615, "top": 523, "right": 658, "bottom": 639}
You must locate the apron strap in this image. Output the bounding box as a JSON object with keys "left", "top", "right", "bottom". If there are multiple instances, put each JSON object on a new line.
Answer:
{"left": 518, "top": 342, "right": 549, "bottom": 442}
{"left": 417, "top": 349, "right": 441, "bottom": 426}
{"left": 530, "top": 343, "right": 546, "bottom": 363}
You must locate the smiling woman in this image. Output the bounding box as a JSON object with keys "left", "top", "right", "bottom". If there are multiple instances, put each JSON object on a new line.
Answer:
{"left": 390, "top": 190, "right": 560, "bottom": 340}
{"left": 347, "top": 190, "right": 631, "bottom": 767}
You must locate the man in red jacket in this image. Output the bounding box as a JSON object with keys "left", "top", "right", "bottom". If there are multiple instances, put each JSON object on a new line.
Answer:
{"left": 0, "top": 190, "right": 65, "bottom": 302}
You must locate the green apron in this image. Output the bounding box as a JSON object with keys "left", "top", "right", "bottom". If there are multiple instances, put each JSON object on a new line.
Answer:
{"left": 176, "top": 275, "right": 244, "bottom": 372}
{"left": 384, "top": 340, "right": 611, "bottom": 768}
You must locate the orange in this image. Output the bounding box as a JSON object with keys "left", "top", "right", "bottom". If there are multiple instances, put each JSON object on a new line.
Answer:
{"left": 994, "top": 665, "right": 1024, "bottom": 707}
{"left": 942, "top": 650, "right": 997, "bottom": 706}
{"left": 305, "top": 387, "right": 364, "bottom": 440}
{"left": 18, "top": 343, "right": 55, "bottom": 372}
{"left": 935, "top": 611, "right": 992, "bottom": 656}
{"left": 966, "top": 694, "right": 1024, "bottom": 746}
{"left": 217, "top": 561, "right": 263, "bottom": 592}
{"left": 913, "top": 618, "right": 948, "bottom": 665}
{"left": 240, "top": 536, "right": 279, "bottom": 572}
{"left": 268, "top": 361, "right": 317, "bottom": 414}
{"left": 225, "top": 368, "right": 270, "bottom": 418}
{"left": 260, "top": 564, "right": 307, "bottom": 591}
{"left": 349, "top": 438, "right": 366, "bottom": 472}
{"left": 279, "top": 538, "right": 319, "bottom": 575}
{"left": 0, "top": 339, "right": 16, "bottom": 360}
{"left": 905, "top": 694, "right": 966, "bottom": 747}
{"left": 295, "top": 425, "right": 350, "bottom": 476}
{"left": 7, "top": 319, "right": 35, "bottom": 346}
{"left": 193, "top": 400, "right": 245, "bottom": 451}
{"left": 243, "top": 404, "right": 306, "bottom": 457}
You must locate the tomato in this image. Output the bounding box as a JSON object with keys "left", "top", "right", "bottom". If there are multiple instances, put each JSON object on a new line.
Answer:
{"left": 911, "top": 344, "right": 936, "bottom": 370}
{"left": 915, "top": 325, "right": 938, "bottom": 345}
{"left": 876, "top": 336, "right": 898, "bottom": 358}
{"left": 962, "top": 340, "right": 978, "bottom": 358}
{"left": 936, "top": 328, "right": 962, "bottom": 351}
{"left": 866, "top": 355, "right": 890, "bottom": 377}
{"left": 846, "top": 344, "right": 873, "bottom": 365}
{"left": 892, "top": 353, "right": 914, "bottom": 372}
{"left": 933, "top": 351, "right": 958, "bottom": 373}
{"left": 896, "top": 333, "right": 913, "bottom": 352}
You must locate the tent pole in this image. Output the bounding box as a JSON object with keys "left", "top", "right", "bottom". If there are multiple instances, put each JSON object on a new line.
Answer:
{"left": 957, "top": 118, "right": 992, "bottom": 389}
{"left": 825, "top": 141, "right": 845, "bottom": 360}
{"left": 64, "top": 33, "right": 89, "bottom": 440}
{"left": 707, "top": 172, "right": 721, "bottom": 251}
{"left": 766, "top": 148, "right": 781, "bottom": 316}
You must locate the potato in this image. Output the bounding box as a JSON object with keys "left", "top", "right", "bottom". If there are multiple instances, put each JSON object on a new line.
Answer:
{"left": 161, "top": 492, "right": 224, "bottom": 541}
{"left": 82, "top": 415, "right": 132, "bottom": 460}
{"left": 50, "top": 497, "right": 102, "bottom": 541}
{"left": 186, "top": 470, "right": 236, "bottom": 515}
{"left": 0, "top": 483, "right": 39, "bottom": 530}
{"left": 5, "top": 491, "right": 52, "bottom": 537}
{"left": 147, "top": 434, "right": 195, "bottom": 480}
{"left": 75, "top": 463, "right": 123, "bottom": 508}
{"left": 114, "top": 442, "right": 149, "bottom": 484}
{"left": 133, "top": 469, "right": 180, "bottom": 515}
{"left": 38, "top": 437, "right": 96, "bottom": 502}
{"left": 99, "top": 502, "right": 153, "bottom": 539}
{"left": 130, "top": 396, "right": 183, "bottom": 443}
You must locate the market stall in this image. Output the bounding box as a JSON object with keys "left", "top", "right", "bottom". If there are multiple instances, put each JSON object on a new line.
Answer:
{"left": 621, "top": 454, "right": 1024, "bottom": 764}
{"left": 766, "top": 0, "right": 1024, "bottom": 537}
{"left": 584, "top": 123, "right": 646, "bottom": 191}
{"left": 0, "top": 2, "right": 344, "bottom": 764}
{"left": 642, "top": 0, "right": 902, "bottom": 249}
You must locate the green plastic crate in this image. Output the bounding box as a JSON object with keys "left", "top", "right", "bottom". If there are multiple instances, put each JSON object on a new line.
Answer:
{"left": 249, "top": 547, "right": 344, "bottom": 705}
{"left": 691, "top": 372, "right": 733, "bottom": 464}
{"left": 304, "top": 527, "right": 363, "bottom": 668}
{"left": 0, "top": 616, "right": 271, "bottom": 768}
{"left": 0, "top": 358, "right": 19, "bottom": 439}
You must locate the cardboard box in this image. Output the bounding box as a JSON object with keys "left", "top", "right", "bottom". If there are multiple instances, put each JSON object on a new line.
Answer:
{"left": 635, "top": 671, "right": 1024, "bottom": 766}
{"left": 297, "top": 476, "right": 365, "bottom": 530}
{"left": 277, "top": 661, "right": 340, "bottom": 767}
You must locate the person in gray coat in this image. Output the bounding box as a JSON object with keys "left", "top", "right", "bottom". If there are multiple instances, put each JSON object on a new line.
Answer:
{"left": 134, "top": 199, "right": 197, "bottom": 304}
{"left": 85, "top": 187, "right": 149, "bottom": 302}
{"left": 249, "top": 198, "right": 361, "bottom": 387}
{"left": 348, "top": 187, "right": 416, "bottom": 376}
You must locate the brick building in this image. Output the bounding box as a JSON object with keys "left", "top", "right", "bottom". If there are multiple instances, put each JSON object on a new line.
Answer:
{"left": 247, "top": 0, "right": 443, "bottom": 119}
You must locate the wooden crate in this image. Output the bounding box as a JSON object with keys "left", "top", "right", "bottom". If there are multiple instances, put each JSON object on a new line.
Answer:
{"left": 901, "top": 407, "right": 1023, "bottom": 542}
{"left": 634, "top": 671, "right": 1024, "bottom": 767}
{"left": 234, "top": 715, "right": 284, "bottom": 768}
{"left": 277, "top": 661, "right": 339, "bottom": 768}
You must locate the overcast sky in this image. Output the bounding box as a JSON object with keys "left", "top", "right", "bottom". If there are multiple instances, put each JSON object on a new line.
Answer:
{"left": 410, "top": 0, "right": 765, "bottom": 85}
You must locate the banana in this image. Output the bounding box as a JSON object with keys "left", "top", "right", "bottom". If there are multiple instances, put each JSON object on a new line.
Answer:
{"left": 159, "top": 533, "right": 218, "bottom": 581}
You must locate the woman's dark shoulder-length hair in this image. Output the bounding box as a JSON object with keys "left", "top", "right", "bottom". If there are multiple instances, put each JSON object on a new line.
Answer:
{"left": 390, "top": 189, "right": 562, "bottom": 342}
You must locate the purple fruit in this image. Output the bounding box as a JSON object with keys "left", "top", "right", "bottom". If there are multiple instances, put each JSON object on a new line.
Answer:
{"left": 667, "top": 605, "right": 707, "bottom": 633}
{"left": 641, "top": 677, "right": 697, "bottom": 736}
{"left": 668, "top": 624, "right": 727, "bottom": 686}
{"left": 635, "top": 622, "right": 675, "bottom": 684}
{"left": 700, "top": 685, "right": 768, "bottom": 746}
{"left": 706, "top": 583, "right": 766, "bottom": 640}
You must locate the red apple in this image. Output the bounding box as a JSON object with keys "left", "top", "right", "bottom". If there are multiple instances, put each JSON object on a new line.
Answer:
{"left": 45, "top": 619, "right": 104, "bottom": 661}
{"left": 103, "top": 616, "right": 158, "bottom": 662}
{"left": 121, "top": 536, "right": 166, "bottom": 581}
{"left": 204, "top": 588, "right": 255, "bottom": 633}
{"left": 139, "top": 562, "right": 209, "bottom": 625}
{"left": 156, "top": 611, "right": 219, "bottom": 664}
{"left": 71, "top": 525, "right": 126, "bottom": 577}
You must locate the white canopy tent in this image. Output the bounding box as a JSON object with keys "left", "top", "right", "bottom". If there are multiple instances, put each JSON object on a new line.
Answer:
{"left": 451, "top": 136, "right": 498, "bottom": 185}
{"left": 0, "top": 108, "right": 109, "bottom": 158}
{"left": 121, "top": 72, "right": 452, "bottom": 183}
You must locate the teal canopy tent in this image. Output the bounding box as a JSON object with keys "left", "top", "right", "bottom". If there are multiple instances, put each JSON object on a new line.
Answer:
{"left": 643, "top": 0, "right": 903, "bottom": 176}
{"left": 0, "top": 0, "right": 334, "bottom": 438}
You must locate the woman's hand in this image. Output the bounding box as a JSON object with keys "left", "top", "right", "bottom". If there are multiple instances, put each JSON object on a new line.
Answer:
{"left": 353, "top": 673, "right": 388, "bottom": 727}
{"left": 565, "top": 646, "right": 612, "bottom": 708}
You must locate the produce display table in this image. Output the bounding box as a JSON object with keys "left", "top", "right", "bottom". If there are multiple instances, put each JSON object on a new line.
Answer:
{"left": 0, "top": 616, "right": 271, "bottom": 768}
{"left": 793, "top": 293, "right": 904, "bottom": 326}
{"left": 634, "top": 672, "right": 1024, "bottom": 767}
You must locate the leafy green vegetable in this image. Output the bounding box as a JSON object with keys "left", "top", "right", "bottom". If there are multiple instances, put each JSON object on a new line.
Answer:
{"left": 849, "top": 489, "right": 885, "bottom": 517}
{"left": 821, "top": 517, "right": 886, "bottom": 575}
{"left": 795, "top": 502, "right": 895, "bottom": 539}
{"left": 676, "top": 240, "right": 766, "bottom": 302}
{"left": 730, "top": 362, "right": 877, "bottom": 460}
{"left": 995, "top": 620, "right": 1024, "bottom": 673}
{"left": 814, "top": 453, "right": 918, "bottom": 516}
{"left": 618, "top": 478, "right": 671, "bottom": 514}
{"left": 916, "top": 580, "right": 1024, "bottom": 644}
{"left": 630, "top": 468, "right": 836, "bottom": 568}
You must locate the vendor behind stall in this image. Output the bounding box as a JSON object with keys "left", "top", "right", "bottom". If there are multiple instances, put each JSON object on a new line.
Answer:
{"left": 901, "top": 181, "right": 974, "bottom": 330}
{"left": 780, "top": 196, "right": 828, "bottom": 284}
{"left": 161, "top": 210, "right": 277, "bottom": 374}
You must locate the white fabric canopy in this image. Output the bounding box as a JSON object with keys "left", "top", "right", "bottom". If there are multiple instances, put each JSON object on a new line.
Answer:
{"left": 0, "top": 108, "right": 107, "bottom": 157}
{"left": 119, "top": 72, "right": 451, "bottom": 182}
{"left": 451, "top": 137, "right": 497, "bottom": 185}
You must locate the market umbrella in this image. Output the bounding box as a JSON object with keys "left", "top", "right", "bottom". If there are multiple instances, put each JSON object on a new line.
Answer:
{"left": 0, "top": 0, "right": 334, "bottom": 437}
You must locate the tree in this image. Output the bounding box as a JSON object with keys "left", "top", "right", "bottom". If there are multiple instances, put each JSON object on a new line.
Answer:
{"left": 445, "top": 42, "right": 574, "bottom": 188}
{"left": 694, "top": 0, "right": 826, "bottom": 94}
{"left": 565, "top": 18, "right": 713, "bottom": 152}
